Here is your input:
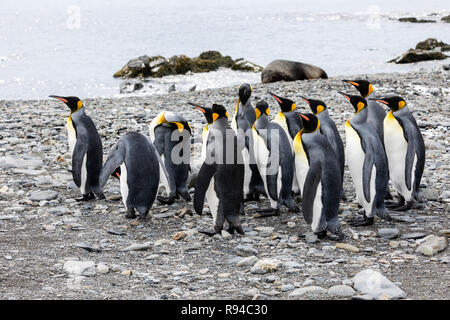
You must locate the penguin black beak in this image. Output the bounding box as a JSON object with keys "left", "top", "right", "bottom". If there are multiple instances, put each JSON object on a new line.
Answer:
{"left": 268, "top": 92, "right": 282, "bottom": 103}
{"left": 49, "top": 95, "right": 69, "bottom": 104}
{"left": 300, "top": 96, "right": 310, "bottom": 105}
{"left": 342, "top": 80, "right": 359, "bottom": 86}
{"left": 337, "top": 91, "right": 351, "bottom": 101}
{"left": 188, "top": 102, "right": 206, "bottom": 113}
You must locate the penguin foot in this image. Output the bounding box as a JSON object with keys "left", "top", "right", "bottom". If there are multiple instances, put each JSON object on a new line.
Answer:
{"left": 350, "top": 216, "right": 374, "bottom": 227}
{"left": 157, "top": 195, "right": 176, "bottom": 205}
{"left": 178, "top": 192, "right": 191, "bottom": 202}
{"left": 125, "top": 209, "right": 137, "bottom": 219}
{"left": 198, "top": 229, "right": 217, "bottom": 237}
{"left": 76, "top": 193, "right": 95, "bottom": 202}
{"left": 254, "top": 208, "right": 280, "bottom": 218}
{"left": 314, "top": 230, "right": 328, "bottom": 239}
{"left": 390, "top": 201, "right": 413, "bottom": 212}
{"left": 94, "top": 191, "right": 106, "bottom": 200}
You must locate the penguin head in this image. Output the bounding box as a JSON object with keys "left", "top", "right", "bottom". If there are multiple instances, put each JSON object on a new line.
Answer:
{"left": 211, "top": 104, "right": 229, "bottom": 121}
{"left": 238, "top": 83, "right": 253, "bottom": 105}
{"left": 298, "top": 113, "right": 320, "bottom": 133}
{"left": 371, "top": 96, "right": 407, "bottom": 112}
{"left": 49, "top": 95, "right": 83, "bottom": 113}
{"left": 342, "top": 79, "right": 374, "bottom": 98}
{"left": 189, "top": 102, "right": 214, "bottom": 124}
{"left": 161, "top": 111, "right": 192, "bottom": 134}
{"left": 269, "top": 92, "right": 296, "bottom": 113}
{"left": 338, "top": 91, "right": 367, "bottom": 114}
{"left": 254, "top": 100, "right": 270, "bottom": 119}
{"left": 300, "top": 96, "right": 327, "bottom": 115}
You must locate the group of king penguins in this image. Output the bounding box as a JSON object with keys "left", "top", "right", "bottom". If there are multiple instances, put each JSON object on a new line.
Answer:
{"left": 49, "top": 78, "right": 425, "bottom": 240}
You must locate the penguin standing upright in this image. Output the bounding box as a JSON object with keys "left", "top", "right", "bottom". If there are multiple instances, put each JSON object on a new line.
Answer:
{"left": 339, "top": 92, "right": 391, "bottom": 226}
{"left": 342, "top": 80, "right": 386, "bottom": 143}
{"left": 149, "top": 111, "right": 191, "bottom": 204}
{"left": 99, "top": 132, "right": 160, "bottom": 219}
{"left": 252, "top": 100, "right": 299, "bottom": 216}
{"left": 194, "top": 104, "right": 245, "bottom": 235}
{"left": 293, "top": 113, "right": 344, "bottom": 239}
{"left": 300, "top": 97, "right": 345, "bottom": 199}
{"left": 231, "top": 83, "right": 265, "bottom": 201}
{"left": 371, "top": 96, "right": 425, "bottom": 210}
{"left": 49, "top": 95, "right": 105, "bottom": 201}
{"left": 269, "top": 92, "right": 303, "bottom": 195}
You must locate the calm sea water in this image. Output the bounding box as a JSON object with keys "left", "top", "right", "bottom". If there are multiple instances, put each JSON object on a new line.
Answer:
{"left": 1, "top": 0, "right": 449, "bottom": 100}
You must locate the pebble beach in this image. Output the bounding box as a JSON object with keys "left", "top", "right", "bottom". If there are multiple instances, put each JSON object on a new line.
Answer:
{"left": 0, "top": 68, "right": 448, "bottom": 300}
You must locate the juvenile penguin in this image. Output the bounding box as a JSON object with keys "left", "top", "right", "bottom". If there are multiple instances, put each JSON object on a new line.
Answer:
{"left": 342, "top": 80, "right": 386, "bottom": 142}
{"left": 231, "top": 83, "right": 265, "bottom": 201}
{"left": 149, "top": 111, "right": 191, "bottom": 204}
{"left": 269, "top": 92, "right": 303, "bottom": 195}
{"left": 371, "top": 96, "right": 425, "bottom": 210}
{"left": 252, "top": 100, "right": 299, "bottom": 216}
{"left": 99, "top": 132, "right": 160, "bottom": 219}
{"left": 194, "top": 104, "right": 245, "bottom": 235}
{"left": 293, "top": 113, "right": 344, "bottom": 239}
{"left": 300, "top": 96, "right": 345, "bottom": 198}
{"left": 339, "top": 92, "right": 391, "bottom": 226}
{"left": 49, "top": 95, "right": 105, "bottom": 201}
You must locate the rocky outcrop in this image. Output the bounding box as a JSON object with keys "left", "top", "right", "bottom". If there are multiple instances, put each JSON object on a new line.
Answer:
{"left": 114, "top": 51, "right": 262, "bottom": 79}
{"left": 261, "top": 59, "right": 327, "bottom": 83}
{"left": 441, "top": 14, "right": 450, "bottom": 23}
{"left": 389, "top": 38, "right": 450, "bottom": 64}
{"left": 398, "top": 17, "right": 436, "bottom": 23}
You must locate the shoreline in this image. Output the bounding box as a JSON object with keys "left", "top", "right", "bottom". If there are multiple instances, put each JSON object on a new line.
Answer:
{"left": 1, "top": 65, "right": 449, "bottom": 103}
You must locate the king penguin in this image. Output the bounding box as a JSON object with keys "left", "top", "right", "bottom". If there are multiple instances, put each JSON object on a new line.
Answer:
{"left": 342, "top": 80, "right": 386, "bottom": 143}
{"left": 194, "top": 104, "right": 245, "bottom": 236}
{"left": 300, "top": 96, "right": 346, "bottom": 199}
{"left": 189, "top": 102, "right": 213, "bottom": 163}
{"left": 338, "top": 92, "right": 391, "bottom": 226}
{"left": 149, "top": 111, "right": 191, "bottom": 204}
{"left": 269, "top": 92, "right": 303, "bottom": 195}
{"left": 371, "top": 96, "right": 425, "bottom": 210}
{"left": 50, "top": 95, "right": 105, "bottom": 201}
{"left": 231, "top": 83, "right": 265, "bottom": 201}
{"left": 293, "top": 113, "right": 344, "bottom": 239}
{"left": 252, "top": 100, "right": 299, "bottom": 216}
{"left": 99, "top": 132, "right": 161, "bottom": 219}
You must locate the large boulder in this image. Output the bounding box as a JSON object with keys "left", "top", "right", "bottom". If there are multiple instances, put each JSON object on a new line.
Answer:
{"left": 415, "top": 38, "right": 450, "bottom": 52}
{"left": 398, "top": 17, "right": 436, "bottom": 23}
{"left": 442, "top": 15, "right": 450, "bottom": 23}
{"left": 261, "top": 59, "right": 328, "bottom": 83}
{"left": 389, "top": 39, "right": 450, "bottom": 64}
{"left": 389, "top": 49, "right": 448, "bottom": 64}
{"left": 113, "top": 51, "right": 261, "bottom": 79}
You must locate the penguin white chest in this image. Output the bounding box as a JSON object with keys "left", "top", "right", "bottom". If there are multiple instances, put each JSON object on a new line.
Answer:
{"left": 384, "top": 112, "right": 413, "bottom": 200}
{"left": 67, "top": 117, "right": 77, "bottom": 156}
{"left": 206, "top": 177, "right": 219, "bottom": 225}
{"left": 345, "top": 120, "right": 374, "bottom": 212}
{"left": 119, "top": 163, "right": 129, "bottom": 209}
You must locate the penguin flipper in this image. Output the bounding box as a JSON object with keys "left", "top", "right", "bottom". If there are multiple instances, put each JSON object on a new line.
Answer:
{"left": 302, "top": 161, "right": 322, "bottom": 226}
{"left": 362, "top": 144, "right": 375, "bottom": 204}
{"left": 193, "top": 163, "right": 217, "bottom": 215}
{"left": 99, "top": 142, "right": 125, "bottom": 189}
{"left": 71, "top": 138, "right": 88, "bottom": 188}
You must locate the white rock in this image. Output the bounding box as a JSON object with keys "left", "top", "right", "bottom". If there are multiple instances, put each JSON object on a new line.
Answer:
{"left": 96, "top": 263, "right": 109, "bottom": 274}
{"left": 289, "top": 286, "right": 327, "bottom": 297}
{"left": 352, "top": 269, "right": 407, "bottom": 300}
{"left": 250, "top": 258, "right": 282, "bottom": 274}
{"left": 236, "top": 255, "right": 258, "bottom": 267}
{"left": 328, "top": 285, "right": 356, "bottom": 297}
{"left": 416, "top": 235, "right": 447, "bottom": 256}
{"left": 63, "top": 260, "right": 96, "bottom": 277}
